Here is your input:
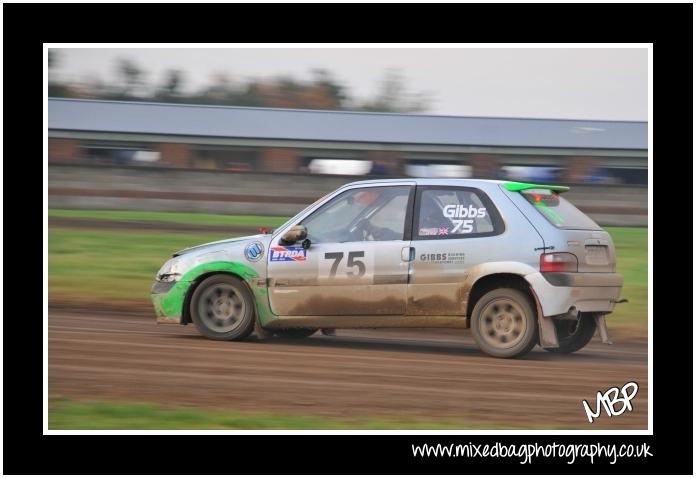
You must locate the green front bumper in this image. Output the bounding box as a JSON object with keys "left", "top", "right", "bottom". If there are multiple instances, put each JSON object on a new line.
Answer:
{"left": 149, "top": 260, "right": 268, "bottom": 326}
{"left": 151, "top": 279, "right": 191, "bottom": 324}
{"left": 150, "top": 261, "right": 278, "bottom": 327}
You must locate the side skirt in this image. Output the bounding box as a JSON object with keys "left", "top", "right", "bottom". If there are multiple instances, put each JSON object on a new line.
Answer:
{"left": 264, "top": 315, "right": 468, "bottom": 329}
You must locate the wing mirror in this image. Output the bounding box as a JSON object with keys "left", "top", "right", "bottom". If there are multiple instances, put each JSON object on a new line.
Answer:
{"left": 280, "top": 224, "right": 307, "bottom": 245}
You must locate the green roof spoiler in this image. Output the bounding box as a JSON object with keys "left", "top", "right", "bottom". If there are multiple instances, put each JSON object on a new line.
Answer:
{"left": 502, "top": 181, "right": 570, "bottom": 193}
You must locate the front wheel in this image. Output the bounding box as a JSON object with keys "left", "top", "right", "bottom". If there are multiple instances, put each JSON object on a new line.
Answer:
{"left": 190, "top": 274, "right": 255, "bottom": 341}
{"left": 470, "top": 288, "right": 539, "bottom": 359}
{"left": 544, "top": 313, "right": 597, "bottom": 354}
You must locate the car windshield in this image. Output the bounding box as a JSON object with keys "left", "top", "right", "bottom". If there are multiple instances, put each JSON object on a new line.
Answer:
{"left": 521, "top": 188, "right": 600, "bottom": 230}
{"left": 273, "top": 192, "right": 334, "bottom": 234}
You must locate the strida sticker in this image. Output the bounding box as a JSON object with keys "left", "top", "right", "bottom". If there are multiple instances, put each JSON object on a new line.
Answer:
{"left": 269, "top": 245, "right": 307, "bottom": 262}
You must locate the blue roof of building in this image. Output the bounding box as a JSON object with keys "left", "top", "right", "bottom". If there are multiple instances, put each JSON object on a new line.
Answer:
{"left": 48, "top": 98, "right": 647, "bottom": 150}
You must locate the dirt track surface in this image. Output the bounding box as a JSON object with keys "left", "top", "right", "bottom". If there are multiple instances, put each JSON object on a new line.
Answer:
{"left": 49, "top": 308, "right": 648, "bottom": 429}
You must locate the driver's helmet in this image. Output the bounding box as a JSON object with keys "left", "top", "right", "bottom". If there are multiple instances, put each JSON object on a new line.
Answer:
{"left": 354, "top": 190, "right": 380, "bottom": 206}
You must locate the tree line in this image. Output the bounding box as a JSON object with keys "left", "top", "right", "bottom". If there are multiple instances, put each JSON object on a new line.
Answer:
{"left": 48, "top": 53, "right": 431, "bottom": 113}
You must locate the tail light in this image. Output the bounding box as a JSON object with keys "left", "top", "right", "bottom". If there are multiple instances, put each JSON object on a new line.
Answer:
{"left": 540, "top": 252, "right": 578, "bottom": 272}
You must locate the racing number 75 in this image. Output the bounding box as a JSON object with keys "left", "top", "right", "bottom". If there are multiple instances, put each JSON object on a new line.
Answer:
{"left": 324, "top": 251, "right": 366, "bottom": 278}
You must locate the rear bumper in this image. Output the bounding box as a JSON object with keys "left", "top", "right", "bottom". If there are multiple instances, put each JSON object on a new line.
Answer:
{"left": 540, "top": 272, "right": 623, "bottom": 288}
{"left": 526, "top": 272, "right": 623, "bottom": 317}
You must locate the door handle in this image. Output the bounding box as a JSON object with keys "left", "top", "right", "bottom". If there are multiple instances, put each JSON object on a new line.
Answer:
{"left": 401, "top": 246, "right": 415, "bottom": 262}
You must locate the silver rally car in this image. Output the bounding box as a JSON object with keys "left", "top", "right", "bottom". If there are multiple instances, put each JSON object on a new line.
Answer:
{"left": 151, "top": 179, "right": 624, "bottom": 358}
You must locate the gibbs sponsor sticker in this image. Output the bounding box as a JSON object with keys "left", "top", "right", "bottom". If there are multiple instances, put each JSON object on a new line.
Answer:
{"left": 443, "top": 204, "right": 487, "bottom": 234}
{"left": 244, "top": 241, "right": 265, "bottom": 262}
{"left": 419, "top": 252, "right": 466, "bottom": 265}
{"left": 270, "top": 245, "right": 307, "bottom": 262}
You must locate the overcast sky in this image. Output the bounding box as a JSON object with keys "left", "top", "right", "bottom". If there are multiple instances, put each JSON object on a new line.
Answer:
{"left": 50, "top": 47, "right": 648, "bottom": 120}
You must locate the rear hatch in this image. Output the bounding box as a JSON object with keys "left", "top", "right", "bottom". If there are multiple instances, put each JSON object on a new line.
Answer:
{"left": 557, "top": 228, "right": 616, "bottom": 273}
{"left": 509, "top": 184, "right": 616, "bottom": 273}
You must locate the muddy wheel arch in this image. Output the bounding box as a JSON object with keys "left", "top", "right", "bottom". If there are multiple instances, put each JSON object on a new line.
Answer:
{"left": 462, "top": 262, "right": 538, "bottom": 327}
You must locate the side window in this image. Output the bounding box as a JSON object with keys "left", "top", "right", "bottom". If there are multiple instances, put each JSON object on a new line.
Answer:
{"left": 415, "top": 187, "right": 502, "bottom": 239}
{"left": 302, "top": 186, "right": 411, "bottom": 243}
{"left": 367, "top": 193, "right": 410, "bottom": 237}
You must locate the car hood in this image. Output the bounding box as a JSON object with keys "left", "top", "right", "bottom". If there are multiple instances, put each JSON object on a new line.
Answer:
{"left": 173, "top": 234, "right": 270, "bottom": 257}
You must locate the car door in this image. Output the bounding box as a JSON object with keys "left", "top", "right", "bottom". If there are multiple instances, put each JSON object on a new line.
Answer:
{"left": 268, "top": 183, "right": 415, "bottom": 316}
{"left": 406, "top": 185, "right": 506, "bottom": 316}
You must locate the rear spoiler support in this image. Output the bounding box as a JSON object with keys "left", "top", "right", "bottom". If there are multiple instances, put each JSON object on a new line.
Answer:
{"left": 502, "top": 181, "right": 570, "bottom": 193}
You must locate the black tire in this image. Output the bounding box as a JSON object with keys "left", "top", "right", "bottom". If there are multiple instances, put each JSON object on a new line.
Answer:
{"left": 470, "top": 288, "right": 539, "bottom": 359}
{"left": 544, "top": 313, "right": 597, "bottom": 354}
{"left": 273, "top": 328, "right": 318, "bottom": 339}
{"left": 190, "top": 274, "right": 255, "bottom": 341}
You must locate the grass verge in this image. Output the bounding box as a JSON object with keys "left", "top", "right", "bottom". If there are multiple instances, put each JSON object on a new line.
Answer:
{"left": 49, "top": 397, "right": 509, "bottom": 430}
{"left": 49, "top": 228, "right": 224, "bottom": 303}
{"left": 604, "top": 227, "right": 648, "bottom": 336}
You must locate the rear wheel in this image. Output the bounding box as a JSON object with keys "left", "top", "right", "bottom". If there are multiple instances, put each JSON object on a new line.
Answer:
{"left": 470, "top": 288, "right": 538, "bottom": 359}
{"left": 190, "top": 274, "right": 255, "bottom": 341}
{"left": 273, "top": 328, "right": 318, "bottom": 339}
{"left": 544, "top": 313, "right": 596, "bottom": 354}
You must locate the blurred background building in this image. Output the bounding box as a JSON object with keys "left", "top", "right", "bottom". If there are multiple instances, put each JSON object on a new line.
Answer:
{"left": 48, "top": 98, "right": 648, "bottom": 226}
{"left": 49, "top": 98, "right": 647, "bottom": 184}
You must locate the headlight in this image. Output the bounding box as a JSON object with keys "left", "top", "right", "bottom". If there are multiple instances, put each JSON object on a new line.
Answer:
{"left": 158, "top": 273, "right": 181, "bottom": 283}
{"left": 156, "top": 258, "right": 182, "bottom": 282}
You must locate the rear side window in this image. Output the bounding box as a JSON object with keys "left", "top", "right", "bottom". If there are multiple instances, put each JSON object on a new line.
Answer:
{"left": 414, "top": 187, "right": 504, "bottom": 239}
{"left": 521, "top": 188, "right": 600, "bottom": 230}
